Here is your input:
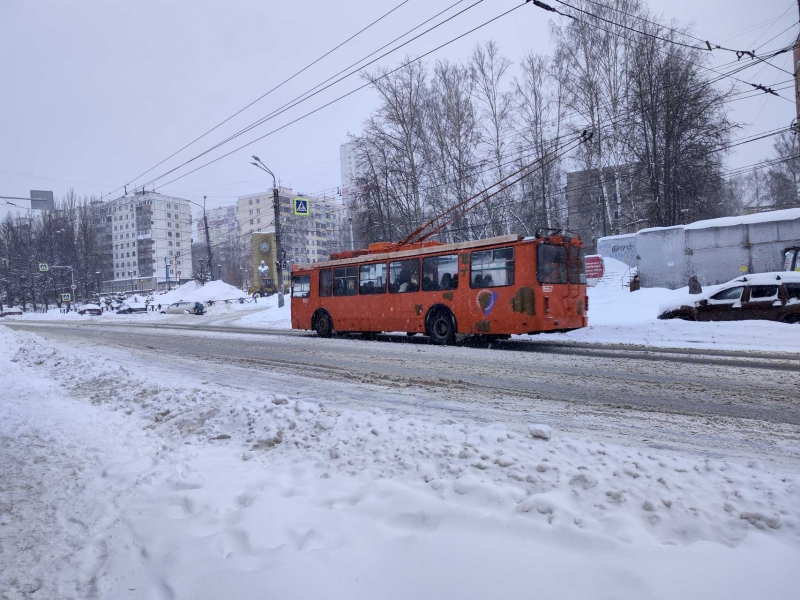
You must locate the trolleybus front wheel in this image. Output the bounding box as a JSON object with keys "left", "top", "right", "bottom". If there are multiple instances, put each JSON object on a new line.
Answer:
{"left": 427, "top": 308, "right": 455, "bottom": 345}
{"left": 314, "top": 310, "right": 333, "bottom": 338}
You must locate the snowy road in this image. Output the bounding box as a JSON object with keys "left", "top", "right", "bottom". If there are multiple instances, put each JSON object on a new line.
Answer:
{"left": 3, "top": 323, "right": 800, "bottom": 599}
{"left": 8, "top": 321, "right": 800, "bottom": 470}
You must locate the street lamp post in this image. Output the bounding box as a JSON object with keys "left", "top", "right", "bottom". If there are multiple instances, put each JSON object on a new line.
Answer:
{"left": 250, "top": 156, "right": 284, "bottom": 308}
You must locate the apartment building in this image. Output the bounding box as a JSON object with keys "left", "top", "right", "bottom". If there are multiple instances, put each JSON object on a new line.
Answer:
{"left": 196, "top": 204, "right": 238, "bottom": 246}
{"left": 98, "top": 191, "right": 193, "bottom": 292}
{"left": 339, "top": 141, "right": 364, "bottom": 207}
{"left": 237, "top": 188, "right": 348, "bottom": 285}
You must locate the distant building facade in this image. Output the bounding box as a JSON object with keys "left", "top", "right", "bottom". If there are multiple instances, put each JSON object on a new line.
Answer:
{"left": 340, "top": 141, "right": 364, "bottom": 208}
{"left": 96, "top": 191, "right": 193, "bottom": 292}
{"left": 566, "top": 165, "right": 650, "bottom": 253}
{"left": 237, "top": 188, "right": 348, "bottom": 287}
{"left": 196, "top": 204, "right": 237, "bottom": 246}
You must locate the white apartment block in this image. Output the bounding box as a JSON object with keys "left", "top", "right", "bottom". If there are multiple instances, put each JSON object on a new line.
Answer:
{"left": 196, "top": 204, "right": 238, "bottom": 246}
{"left": 340, "top": 141, "right": 364, "bottom": 207}
{"left": 99, "top": 191, "right": 193, "bottom": 291}
{"left": 236, "top": 188, "right": 347, "bottom": 275}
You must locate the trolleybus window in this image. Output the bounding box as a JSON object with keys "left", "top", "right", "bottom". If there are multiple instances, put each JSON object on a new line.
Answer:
{"left": 537, "top": 244, "right": 568, "bottom": 284}
{"left": 422, "top": 254, "right": 458, "bottom": 291}
{"left": 319, "top": 269, "right": 333, "bottom": 297}
{"left": 292, "top": 275, "right": 310, "bottom": 298}
{"left": 359, "top": 263, "right": 387, "bottom": 295}
{"left": 470, "top": 247, "right": 514, "bottom": 288}
{"left": 568, "top": 247, "right": 586, "bottom": 284}
{"left": 389, "top": 259, "right": 420, "bottom": 293}
{"left": 333, "top": 266, "right": 358, "bottom": 296}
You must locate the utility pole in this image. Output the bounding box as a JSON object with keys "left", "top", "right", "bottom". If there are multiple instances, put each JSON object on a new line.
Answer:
{"left": 203, "top": 195, "right": 214, "bottom": 281}
{"left": 349, "top": 215, "right": 355, "bottom": 251}
{"left": 250, "top": 156, "right": 285, "bottom": 308}
{"left": 794, "top": 0, "right": 800, "bottom": 138}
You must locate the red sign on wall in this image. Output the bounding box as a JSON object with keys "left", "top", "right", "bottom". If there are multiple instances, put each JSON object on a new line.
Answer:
{"left": 585, "top": 255, "right": 604, "bottom": 285}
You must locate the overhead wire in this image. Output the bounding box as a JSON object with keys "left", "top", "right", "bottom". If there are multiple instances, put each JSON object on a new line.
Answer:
{"left": 141, "top": 1, "right": 530, "bottom": 193}
{"left": 117, "top": 0, "right": 415, "bottom": 194}
{"left": 128, "top": 0, "right": 488, "bottom": 193}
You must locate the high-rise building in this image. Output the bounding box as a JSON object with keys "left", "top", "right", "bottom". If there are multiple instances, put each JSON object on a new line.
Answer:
{"left": 340, "top": 141, "right": 364, "bottom": 208}
{"left": 97, "top": 191, "right": 193, "bottom": 292}
{"left": 196, "top": 204, "right": 238, "bottom": 246}
{"left": 237, "top": 188, "right": 348, "bottom": 286}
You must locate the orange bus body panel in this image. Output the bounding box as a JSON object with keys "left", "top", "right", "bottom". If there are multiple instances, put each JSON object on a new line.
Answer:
{"left": 290, "top": 235, "right": 588, "bottom": 336}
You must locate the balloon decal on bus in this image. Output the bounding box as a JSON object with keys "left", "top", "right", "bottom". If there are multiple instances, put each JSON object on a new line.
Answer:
{"left": 476, "top": 290, "right": 498, "bottom": 316}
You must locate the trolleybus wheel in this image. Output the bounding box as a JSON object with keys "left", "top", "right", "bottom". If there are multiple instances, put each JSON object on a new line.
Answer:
{"left": 427, "top": 308, "right": 455, "bottom": 345}
{"left": 314, "top": 311, "right": 333, "bottom": 338}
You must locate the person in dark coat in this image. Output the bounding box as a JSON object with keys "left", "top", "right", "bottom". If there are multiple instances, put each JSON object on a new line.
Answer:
{"left": 629, "top": 273, "right": 641, "bottom": 292}
{"left": 688, "top": 275, "right": 702, "bottom": 294}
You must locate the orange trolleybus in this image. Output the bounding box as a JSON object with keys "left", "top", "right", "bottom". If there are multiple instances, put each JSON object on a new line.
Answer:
{"left": 289, "top": 231, "right": 588, "bottom": 344}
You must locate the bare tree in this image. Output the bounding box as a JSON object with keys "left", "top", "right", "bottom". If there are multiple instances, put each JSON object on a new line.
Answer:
{"left": 423, "top": 59, "right": 482, "bottom": 242}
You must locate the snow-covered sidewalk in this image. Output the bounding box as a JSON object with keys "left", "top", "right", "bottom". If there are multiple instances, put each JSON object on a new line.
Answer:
{"left": 2, "top": 325, "right": 800, "bottom": 598}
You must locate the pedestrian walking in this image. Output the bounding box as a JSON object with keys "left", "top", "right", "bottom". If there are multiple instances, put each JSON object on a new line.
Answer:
{"left": 688, "top": 275, "right": 702, "bottom": 295}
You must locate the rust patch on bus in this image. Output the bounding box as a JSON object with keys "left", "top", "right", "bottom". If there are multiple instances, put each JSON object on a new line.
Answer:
{"left": 577, "top": 299, "right": 584, "bottom": 315}
{"left": 511, "top": 287, "right": 535, "bottom": 316}
{"left": 475, "top": 319, "right": 491, "bottom": 332}
{"left": 442, "top": 291, "right": 454, "bottom": 301}
{"left": 414, "top": 304, "right": 423, "bottom": 316}
{"left": 460, "top": 253, "right": 469, "bottom": 264}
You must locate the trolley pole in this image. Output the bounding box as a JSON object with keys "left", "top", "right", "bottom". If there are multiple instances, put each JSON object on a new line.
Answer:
{"left": 251, "top": 156, "right": 284, "bottom": 308}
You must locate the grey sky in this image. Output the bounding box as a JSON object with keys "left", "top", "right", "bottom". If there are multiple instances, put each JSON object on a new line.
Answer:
{"left": 1, "top": 0, "right": 797, "bottom": 221}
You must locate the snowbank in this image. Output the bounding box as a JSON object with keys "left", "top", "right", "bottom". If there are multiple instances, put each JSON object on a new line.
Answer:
{"left": 2, "top": 326, "right": 799, "bottom": 598}
{"left": 541, "top": 257, "right": 800, "bottom": 352}
{"left": 155, "top": 280, "right": 248, "bottom": 305}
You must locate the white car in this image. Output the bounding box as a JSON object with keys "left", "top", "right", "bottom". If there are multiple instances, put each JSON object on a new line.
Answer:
{"left": 160, "top": 301, "right": 204, "bottom": 315}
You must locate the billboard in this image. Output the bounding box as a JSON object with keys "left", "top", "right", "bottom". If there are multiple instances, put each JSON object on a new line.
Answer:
{"left": 30, "top": 190, "right": 54, "bottom": 211}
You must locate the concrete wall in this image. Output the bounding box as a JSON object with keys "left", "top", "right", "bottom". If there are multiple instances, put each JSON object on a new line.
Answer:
{"left": 614, "top": 212, "right": 800, "bottom": 289}
{"left": 635, "top": 227, "right": 687, "bottom": 289}
{"left": 596, "top": 234, "right": 637, "bottom": 267}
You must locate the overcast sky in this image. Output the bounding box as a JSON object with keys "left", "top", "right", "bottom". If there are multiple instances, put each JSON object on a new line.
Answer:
{"left": 1, "top": 0, "right": 797, "bottom": 221}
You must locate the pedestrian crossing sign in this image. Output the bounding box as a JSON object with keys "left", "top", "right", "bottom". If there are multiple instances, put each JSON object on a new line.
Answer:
{"left": 293, "top": 197, "right": 309, "bottom": 216}
{"left": 61, "top": 293, "right": 71, "bottom": 302}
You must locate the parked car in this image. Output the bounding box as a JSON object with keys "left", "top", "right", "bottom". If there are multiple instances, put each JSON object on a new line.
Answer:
{"left": 160, "top": 301, "right": 205, "bottom": 315}
{"left": 0, "top": 307, "right": 23, "bottom": 317}
{"left": 116, "top": 303, "right": 148, "bottom": 315}
{"left": 658, "top": 272, "right": 800, "bottom": 324}
{"left": 77, "top": 303, "right": 103, "bottom": 316}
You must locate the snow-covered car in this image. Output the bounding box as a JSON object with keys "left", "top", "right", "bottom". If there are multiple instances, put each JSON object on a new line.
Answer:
{"left": 658, "top": 272, "right": 800, "bottom": 323}
{"left": 116, "top": 303, "right": 148, "bottom": 315}
{"left": 77, "top": 304, "right": 103, "bottom": 316}
{"left": 160, "top": 301, "right": 205, "bottom": 315}
{"left": 0, "top": 307, "right": 23, "bottom": 317}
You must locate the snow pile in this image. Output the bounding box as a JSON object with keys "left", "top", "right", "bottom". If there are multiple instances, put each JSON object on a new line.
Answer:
{"left": 3, "top": 327, "right": 799, "bottom": 599}
{"left": 235, "top": 292, "right": 292, "bottom": 328}
{"left": 156, "top": 280, "right": 247, "bottom": 305}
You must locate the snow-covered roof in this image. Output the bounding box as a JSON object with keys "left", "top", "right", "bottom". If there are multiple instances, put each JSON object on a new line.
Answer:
{"left": 635, "top": 225, "right": 684, "bottom": 234}
{"left": 729, "top": 272, "right": 800, "bottom": 285}
{"left": 684, "top": 208, "right": 800, "bottom": 230}
{"left": 597, "top": 233, "right": 636, "bottom": 242}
